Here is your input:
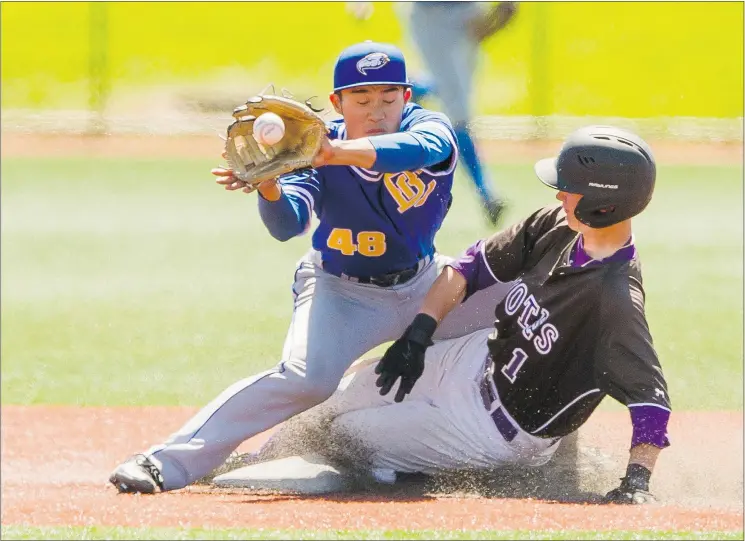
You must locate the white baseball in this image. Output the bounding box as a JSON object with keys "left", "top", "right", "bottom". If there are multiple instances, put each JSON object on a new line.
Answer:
{"left": 253, "top": 112, "right": 285, "bottom": 146}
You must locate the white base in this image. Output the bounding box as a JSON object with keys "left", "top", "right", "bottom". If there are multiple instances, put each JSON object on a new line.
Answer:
{"left": 212, "top": 454, "right": 354, "bottom": 495}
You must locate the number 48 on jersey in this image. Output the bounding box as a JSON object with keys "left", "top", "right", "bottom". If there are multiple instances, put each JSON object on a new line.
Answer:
{"left": 327, "top": 228, "right": 387, "bottom": 257}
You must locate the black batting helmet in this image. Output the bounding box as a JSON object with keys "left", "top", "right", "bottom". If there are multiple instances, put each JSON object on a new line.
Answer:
{"left": 534, "top": 125, "right": 656, "bottom": 228}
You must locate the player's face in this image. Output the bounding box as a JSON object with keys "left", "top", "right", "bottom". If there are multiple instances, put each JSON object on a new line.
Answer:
{"left": 330, "top": 85, "right": 412, "bottom": 139}
{"left": 556, "top": 191, "right": 585, "bottom": 232}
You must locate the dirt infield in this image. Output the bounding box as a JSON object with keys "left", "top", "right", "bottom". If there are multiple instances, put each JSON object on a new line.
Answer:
{"left": 2, "top": 130, "right": 743, "bottom": 533}
{"left": 3, "top": 132, "right": 743, "bottom": 165}
{"left": 1, "top": 406, "right": 742, "bottom": 532}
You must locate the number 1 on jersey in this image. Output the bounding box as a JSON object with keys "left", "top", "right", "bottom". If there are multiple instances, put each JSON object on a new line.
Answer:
{"left": 327, "top": 228, "right": 387, "bottom": 257}
{"left": 501, "top": 347, "right": 528, "bottom": 383}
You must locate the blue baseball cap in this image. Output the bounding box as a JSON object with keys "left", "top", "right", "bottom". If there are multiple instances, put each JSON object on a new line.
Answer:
{"left": 333, "top": 41, "right": 411, "bottom": 92}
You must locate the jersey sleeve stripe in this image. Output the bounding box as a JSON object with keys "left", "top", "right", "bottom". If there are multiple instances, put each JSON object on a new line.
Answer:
{"left": 529, "top": 388, "right": 602, "bottom": 434}
{"left": 350, "top": 165, "right": 382, "bottom": 182}
{"left": 283, "top": 185, "right": 315, "bottom": 208}
{"left": 415, "top": 121, "right": 459, "bottom": 177}
{"left": 627, "top": 402, "right": 672, "bottom": 412}
{"left": 480, "top": 240, "right": 501, "bottom": 283}
{"left": 283, "top": 186, "right": 314, "bottom": 218}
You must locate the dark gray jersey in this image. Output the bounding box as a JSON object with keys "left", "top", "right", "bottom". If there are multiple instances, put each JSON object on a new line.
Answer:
{"left": 478, "top": 205, "right": 670, "bottom": 439}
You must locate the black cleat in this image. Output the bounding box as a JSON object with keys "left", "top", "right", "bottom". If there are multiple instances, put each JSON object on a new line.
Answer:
{"left": 109, "top": 454, "right": 164, "bottom": 494}
{"left": 485, "top": 198, "right": 508, "bottom": 227}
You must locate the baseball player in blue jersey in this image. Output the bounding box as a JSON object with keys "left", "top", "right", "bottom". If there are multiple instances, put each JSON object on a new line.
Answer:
{"left": 348, "top": 2, "right": 519, "bottom": 226}
{"left": 109, "top": 40, "right": 513, "bottom": 494}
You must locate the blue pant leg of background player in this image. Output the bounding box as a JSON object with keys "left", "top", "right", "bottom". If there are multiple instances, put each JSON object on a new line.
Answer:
{"left": 408, "top": 2, "right": 507, "bottom": 225}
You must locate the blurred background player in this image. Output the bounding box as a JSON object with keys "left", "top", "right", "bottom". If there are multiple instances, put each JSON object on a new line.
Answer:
{"left": 348, "top": 1, "right": 519, "bottom": 226}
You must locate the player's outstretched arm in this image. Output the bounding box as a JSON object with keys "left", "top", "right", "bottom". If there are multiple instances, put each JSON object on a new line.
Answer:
{"left": 595, "top": 282, "right": 670, "bottom": 505}
{"left": 603, "top": 444, "right": 662, "bottom": 504}
{"left": 311, "top": 124, "right": 454, "bottom": 173}
{"left": 311, "top": 137, "right": 376, "bottom": 169}
{"left": 211, "top": 164, "right": 317, "bottom": 242}
{"left": 418, "top": 266, "right": 468, "bottom": 324}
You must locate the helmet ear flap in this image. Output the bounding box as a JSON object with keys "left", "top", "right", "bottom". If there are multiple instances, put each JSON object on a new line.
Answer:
{"left": 575, "top": 199, "right": 622, "bottom": 228}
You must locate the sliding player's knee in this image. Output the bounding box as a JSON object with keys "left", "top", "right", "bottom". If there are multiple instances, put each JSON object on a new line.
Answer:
{"left": 293, "top": 372, "right": 340, "bottom": 408}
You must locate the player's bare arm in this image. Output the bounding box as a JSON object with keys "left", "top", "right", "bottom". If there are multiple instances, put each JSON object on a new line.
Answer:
{"left": 603, "top": 444, "right": 662, "bottom": 505}
{"left": 373, "top": 219, "right": 542, "bottom": 403}
{"left": 373, "top": 267, "right": 467, "bottom": 403}
{"left": 418, "top": 266, "right": 468, "bottom": 323}
{"left": 373, "top": 266, "right": 470, "bottom": 401}
{"left": 629, "top": 442, "right": 662, "bottom": 472}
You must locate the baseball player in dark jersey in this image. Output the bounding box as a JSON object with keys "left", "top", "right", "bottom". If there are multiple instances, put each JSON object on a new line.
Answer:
{"left": 109, "top": 41, "right": 512, "bottom": 494}
{"left": 313, "top": 125, "right": 670, "bottom": 504}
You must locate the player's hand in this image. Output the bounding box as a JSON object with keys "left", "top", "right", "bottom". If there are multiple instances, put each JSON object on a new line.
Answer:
{"left": 603, "top": 464, "right": 657, "bottom": 505}
{"left": 311, "top": 136, "right": 335, "bottom": 168}
{"left": 374, "top": 335, "right": 427, "bottom": 403}
{"left": 212, "top": 167, "right": 251, "bottom": 192}
{"left": 375, "top": 314, "right": 438, "bottom": 403}
{"left": 603, "top": 485, "right": 657, "bottom": 505}
{"left": 212, "top": 163, "right": 279, "bottom": 196}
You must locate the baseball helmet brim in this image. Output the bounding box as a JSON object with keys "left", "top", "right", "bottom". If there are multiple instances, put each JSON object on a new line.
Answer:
{"left": 534, "top": 157, "right": 560, "bottom": 190}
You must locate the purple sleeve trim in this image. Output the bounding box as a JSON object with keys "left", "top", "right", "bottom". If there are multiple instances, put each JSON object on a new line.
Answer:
{"left": 448, "top": 240, "right": 499, "bottom": 302}
{"left": 629, "top": 405, "right": 671, "bottom": 449}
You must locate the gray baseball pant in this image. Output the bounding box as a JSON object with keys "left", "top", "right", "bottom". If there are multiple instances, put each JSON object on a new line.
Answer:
{"left": 144, "top": 250, "right": 512, "bottom": 490}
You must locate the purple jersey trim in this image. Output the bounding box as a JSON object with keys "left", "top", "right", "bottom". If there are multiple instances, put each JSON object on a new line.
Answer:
{"left": 629, "top": 404, "right": 671, "bottom": 448}
{"left": 570, "top": 235, "right": 637, "bottom": 268}
{"left": 448, "top": 240, "right": 499, "bottom": 301}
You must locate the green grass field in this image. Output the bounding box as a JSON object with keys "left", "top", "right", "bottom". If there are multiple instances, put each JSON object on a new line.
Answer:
{"left": 1, "top": 158, "right": 742, "bottom": 409}
{"left": 1, "top": 156, "right": 742, "bottom": 539}
{"left": 2, "top": 526, "right": 743, "bottom": 541}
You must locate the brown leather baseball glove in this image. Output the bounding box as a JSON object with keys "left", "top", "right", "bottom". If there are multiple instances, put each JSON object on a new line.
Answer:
{"left": 224, "top": 94, "right": 327, "bottom": 191}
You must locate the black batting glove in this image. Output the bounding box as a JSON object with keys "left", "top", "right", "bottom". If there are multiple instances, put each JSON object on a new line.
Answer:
{"left": 603, "top": 463, "right": 657, "bottom": 505}
{"left": 375, "top": 314, "right": 437, "bottom": 403}
{"left": 375, "top": 336, "right": 427, "bottom": 403}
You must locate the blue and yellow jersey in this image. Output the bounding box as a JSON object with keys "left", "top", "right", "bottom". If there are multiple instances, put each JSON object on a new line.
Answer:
{"left": 258, "top": 102, "right": 458, "bottom": 278}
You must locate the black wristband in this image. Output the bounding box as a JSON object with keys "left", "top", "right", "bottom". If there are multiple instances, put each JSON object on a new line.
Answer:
{"left": 405, "top": 313, "right": 438, "bottom": 347}
{"left": 623, "top": 463, "right": 652, "bottom": 491}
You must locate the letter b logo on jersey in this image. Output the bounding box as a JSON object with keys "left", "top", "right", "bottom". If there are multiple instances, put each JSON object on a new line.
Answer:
{"left": 384, "top": 171, "right": 436, "bottom": 213}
